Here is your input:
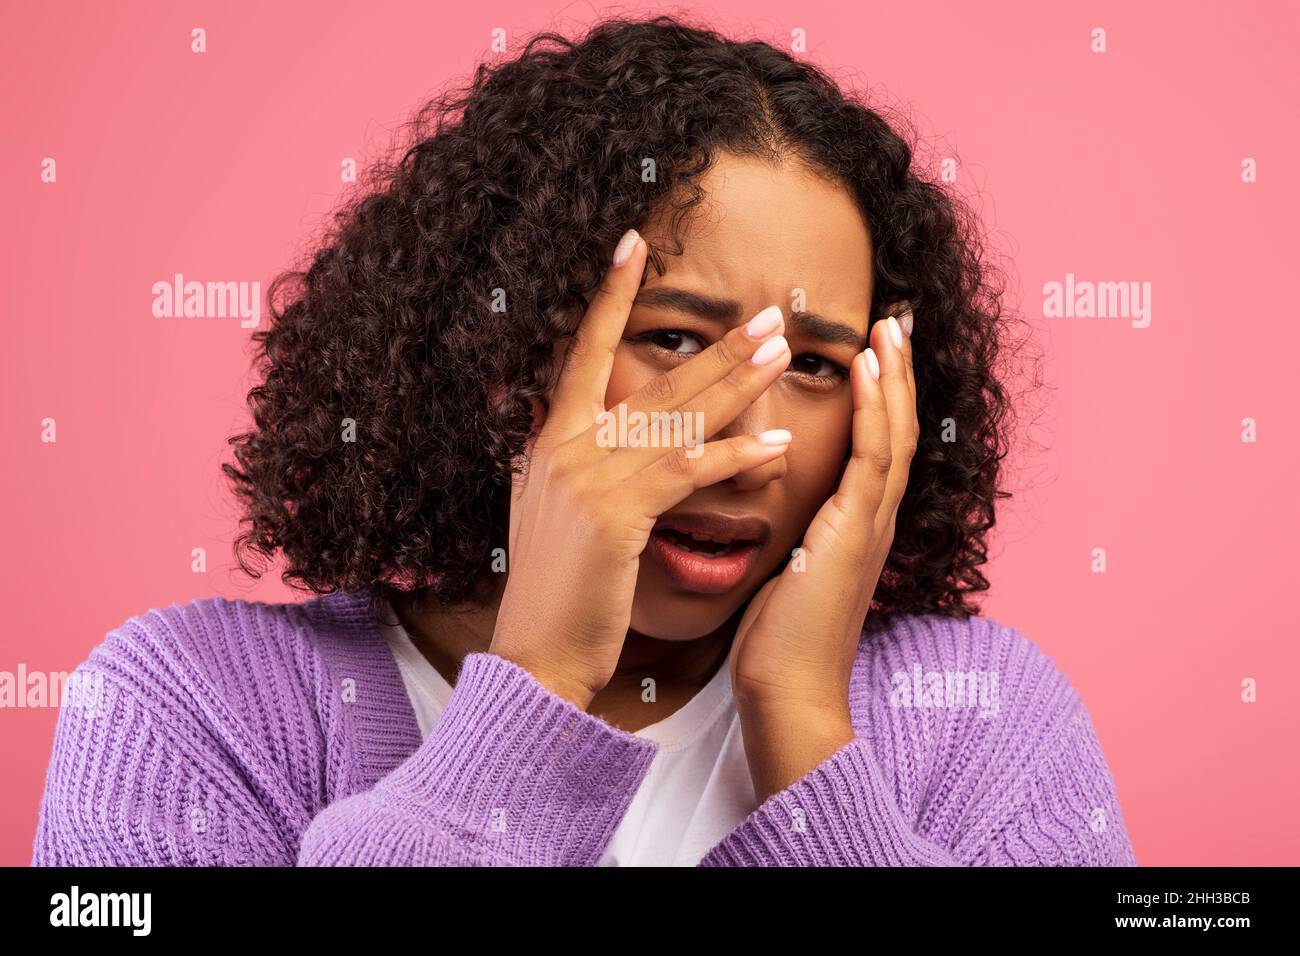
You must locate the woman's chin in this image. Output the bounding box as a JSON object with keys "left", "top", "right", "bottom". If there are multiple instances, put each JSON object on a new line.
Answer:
{"left": 628, "top": 609, "right": 730, "bottom": 641}
{"left": 628, "top": 577, "right": 746, "bottom": 641}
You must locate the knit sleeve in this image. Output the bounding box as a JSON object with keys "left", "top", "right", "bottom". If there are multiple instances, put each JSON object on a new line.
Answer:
{"left": 968, "top": 701, "right": 1137, "bottom": 866}
{"left": 33, "top": 642, "right": 658, "bottom": 866}
{"left": 32, "top": 665, "right": 306, "bottom": 866}
{"left": 696, "top": 702, "right": 1136, "bottom": 867}
{"left": 695, "top": 734, "right": 961, "bottom": 866}
{"left": 297, "top": 652, "right": 658, "bottom": 865}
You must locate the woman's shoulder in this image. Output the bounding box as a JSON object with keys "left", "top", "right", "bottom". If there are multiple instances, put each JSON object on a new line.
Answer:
{"left": 80, "top": 590, "right": 381, "bottom": 711}
{"left": 851, "top": 611, "right": 1134, "bottom": 865}
{"left": 850, "top": 611, "right": 1088, "bottom": 751}
{"left": 858, "top": 609, "right": 1062, "bottom": 664}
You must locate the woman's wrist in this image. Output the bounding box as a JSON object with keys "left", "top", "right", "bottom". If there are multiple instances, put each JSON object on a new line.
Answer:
{"left": 736, "top": 701, "right": 856, "bottom": 803}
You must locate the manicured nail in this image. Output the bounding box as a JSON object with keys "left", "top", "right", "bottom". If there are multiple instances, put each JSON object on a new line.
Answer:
{"left": 886, "top": 316, "right": 904, "bottom": 349}
{"left": 751, "top": 335, "right": 789, "bottom": 366}
{"left": 744, "top": 305, "right": 783, "bottom": 340}
{"left": 864, "top": 347, "right": 881, "bottom": 380}
{"left": 612, "top": 229, "right": 640, "bottom": 267}
{"left": 758, "top": 429, "right": 793, "bottom": 446}
{"left": 898, "top": 307, "right": 914, "bottom": 337}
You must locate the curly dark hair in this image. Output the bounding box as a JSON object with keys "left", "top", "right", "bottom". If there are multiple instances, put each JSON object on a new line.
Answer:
{"left": 223, "top": 13, "right": 1034, "bottom": 631}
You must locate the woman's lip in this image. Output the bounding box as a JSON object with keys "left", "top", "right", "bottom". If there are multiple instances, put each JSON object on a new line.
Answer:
{"left": 647, "top": 529, "right": 760, "bottom": 595}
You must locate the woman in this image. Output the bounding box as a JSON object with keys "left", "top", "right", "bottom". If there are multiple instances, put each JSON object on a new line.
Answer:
{"left": 33, "top": 15, "right": 1135, "bottom": 866}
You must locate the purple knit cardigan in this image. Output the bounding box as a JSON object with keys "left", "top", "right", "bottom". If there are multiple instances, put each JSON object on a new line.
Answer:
{"left": 31, "top": 591, "right": 1136, "bottom": 866}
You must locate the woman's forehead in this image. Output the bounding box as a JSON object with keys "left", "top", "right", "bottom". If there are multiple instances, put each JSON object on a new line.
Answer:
{"left": 640, "top": 155, "right": 872, "bottom": 324}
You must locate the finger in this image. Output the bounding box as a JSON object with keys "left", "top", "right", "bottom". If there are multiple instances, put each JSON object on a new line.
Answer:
{"left": 888, "top": 301, "right": 918, "bottom": 409}
{"left": 545, "top": 228, "right": 648, "bottom": 441}
{"left": 835, "top": 344, "right": 892, "bottom": 517}
{"left": 594, "top": 306, "right": 790, "bottom": 479}
{"left": 871, "top": 314, "right": 919, "bottom": 519}
{"left": 629, "top": 429, "right": 792, "bottom": 519}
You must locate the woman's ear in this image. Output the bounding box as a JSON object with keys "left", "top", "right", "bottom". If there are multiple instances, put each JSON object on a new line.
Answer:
{"left": 527, "top": 395, "right": 547, "bottom": 436}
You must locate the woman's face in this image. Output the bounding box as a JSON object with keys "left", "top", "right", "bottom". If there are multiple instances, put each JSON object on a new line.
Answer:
{"left": 602, "top": 151, "right": 874, "bottom": 640}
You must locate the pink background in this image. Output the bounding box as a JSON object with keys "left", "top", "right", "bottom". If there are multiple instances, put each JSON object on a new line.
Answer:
{"left": 2, "top": 0, "right": 1297, "bottom": 866}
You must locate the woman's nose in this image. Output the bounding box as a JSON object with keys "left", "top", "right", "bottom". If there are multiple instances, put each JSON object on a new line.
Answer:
{"left": 715, "top": 394, "right": 787, "bottom": 491}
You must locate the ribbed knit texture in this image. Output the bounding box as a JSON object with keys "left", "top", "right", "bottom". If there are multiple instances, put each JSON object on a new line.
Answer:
{"left": 31, "top": 591, "right": 1136, "bottom": 866}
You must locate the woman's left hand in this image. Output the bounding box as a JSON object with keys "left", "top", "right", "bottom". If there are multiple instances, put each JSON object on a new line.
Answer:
{"left": 728, "top": 303, "right": 918, "bottom": 804}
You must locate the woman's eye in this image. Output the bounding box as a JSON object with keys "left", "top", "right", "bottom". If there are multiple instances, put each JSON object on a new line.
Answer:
{"left": 640, "top": 329, "right": 707, "bottom": 355}
{"left": 788, "top": 353, "right": 848, "bottom": 381}
{"left": 636, "top": 331, "right": 847, "bottom": 386}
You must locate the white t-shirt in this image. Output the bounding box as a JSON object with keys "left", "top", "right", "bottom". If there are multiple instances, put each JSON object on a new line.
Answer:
{"left": 375, "top": 604, "right": 759, "bottom": 866}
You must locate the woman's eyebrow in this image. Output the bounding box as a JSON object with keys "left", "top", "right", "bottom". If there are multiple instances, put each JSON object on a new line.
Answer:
{"left": 633, "top": 286, "right": 866, "bottom": 349}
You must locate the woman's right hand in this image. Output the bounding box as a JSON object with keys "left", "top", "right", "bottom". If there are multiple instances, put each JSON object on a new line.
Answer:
{"left": 488, "top": 228, "right": 794, "bottom": 710}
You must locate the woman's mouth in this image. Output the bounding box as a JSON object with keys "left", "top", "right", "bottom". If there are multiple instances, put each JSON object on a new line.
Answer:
{"left": 647, "top": 513, "right": 768, "bottom": 595}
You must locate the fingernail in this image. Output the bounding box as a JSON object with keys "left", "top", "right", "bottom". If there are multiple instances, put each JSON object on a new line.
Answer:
{"left": 751, "top": 335, "right": 789, "bottom": 366}
{"left": 758, "top": 429, "right": 792, "bottom": 446}
{"left": 612, "top": 229, "right": 640, "bottom": 267}
{"left": 864, "top": 347, "right": 881, "bottom": 380}
{"left": 744, "top": 305, "right": 783, "bottom": 340}
{"left": 887, "top": 316, "right": 904, "bottom": 349}
{"left": 898, "top": 307, "right": 914, "bottom": 337}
